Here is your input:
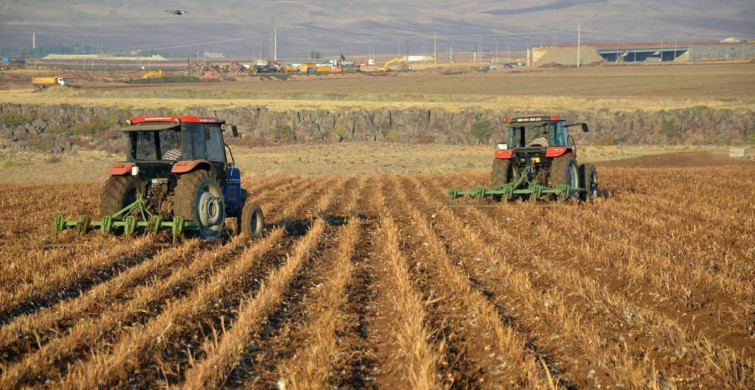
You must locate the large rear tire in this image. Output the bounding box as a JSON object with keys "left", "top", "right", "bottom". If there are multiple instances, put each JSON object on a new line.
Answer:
{"left": 239, "top": 202, "right": 264, "bottom": 238}
{"left": 172, "top": 170, "right": 225, "bottom": 241}
{"left": 579, "top": 164, "right": 599, "bottom": 202}
{"left": 100, "top": 175, "right": 141, "bottom": 216}
{"left": 550, "top": 155, "right": 579, "bottom": 198}
{"left": 491, "top": 158, "right": 514, "bottom": 186}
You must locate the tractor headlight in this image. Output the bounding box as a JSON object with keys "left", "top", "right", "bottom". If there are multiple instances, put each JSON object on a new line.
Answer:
{"left": 497, "top": 143, "right": 508, "bottom": 150}
{"left": 131, "top": 166, "right": 140, "bottom": 176}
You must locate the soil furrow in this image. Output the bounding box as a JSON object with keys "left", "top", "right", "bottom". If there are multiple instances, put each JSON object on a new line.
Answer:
{"left": 423, "top": 176, "right": 752, "bottom": 388}
{"left": 56, "top": 175, "right": 340, "bottom": 388}
{"left": 367, "top": 175, "right": 442, "bottom": 390}
{"left": 0, "top": 238, "right": 243, "bottom": 387}
{"left": 326, "top": 177, "right": 381, "bottom": 390}
{"left": 233, "top": 176, "right": 366, "bottom": 389}
{"left": 185, "top": 177, "right": 355, "bottom": 388}
{"left": 0, "top": 237, "right": 159, "bottom": 325}
{"left": 389, "top": 175, "right": 545, "bottom": 388}
{"left": 0, "top": 239, "right": 202, "bottom": 365}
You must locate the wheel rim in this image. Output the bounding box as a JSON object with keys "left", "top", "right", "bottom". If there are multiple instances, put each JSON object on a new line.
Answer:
{"left": 250, "top": 210, "right": 262, "bottom": 234}
{"left": 589, "top": 171, "right": 599, "bottom": 196}
{"left": 567, "top": 164, "right": 579, "bottom": 190}
{"left": 197, "top": 186, "right": 222, "bottom": 228}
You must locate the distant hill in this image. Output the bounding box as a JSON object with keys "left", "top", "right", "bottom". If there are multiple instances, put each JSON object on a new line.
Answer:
{"left": 0, "top": 0, "right": 752, "bottom": 57}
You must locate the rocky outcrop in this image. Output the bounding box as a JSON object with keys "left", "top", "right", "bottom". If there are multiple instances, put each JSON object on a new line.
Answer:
{"left": 0, "top": 103, "right": 752, "bottom": 153}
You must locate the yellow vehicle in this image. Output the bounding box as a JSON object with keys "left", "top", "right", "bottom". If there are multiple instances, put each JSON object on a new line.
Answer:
{"left": 141, "top": 70, "right": 163, "bottom": 79}
{"left": 300, "top": 63, "right": 316, "bottom": 73}
{"left": 32, "top": 77, "right": 67, "bottom": 88}
{"left": 379, "top": 57, "right": 402, "bottom": 71}
{"left": 283, "top": 65, "right": 296, "bottom": 73}
{"left": 316, "top": 65, "right": 332, "bottom": 72}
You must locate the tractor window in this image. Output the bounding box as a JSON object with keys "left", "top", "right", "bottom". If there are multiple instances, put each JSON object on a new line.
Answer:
{"left": 549, "top": 122, "right": 567, "bottom": 147}
{"left": 204, "top": 125, "right": 225, "bottom": 162}
{"left": 508, "top": 126, "right": 526, "bottom": 147}
{"left": 132, "top": 131, "right": 158, "bottom": 160}
{"left": 158, "top": 130, "right": 181, "bottom": 160}
{"left": 183, "top": 124, "right": 206, "bottom": 160}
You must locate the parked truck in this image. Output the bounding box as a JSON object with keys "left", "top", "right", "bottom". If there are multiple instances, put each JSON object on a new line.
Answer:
{"left": 32, "top": 77, "right": 67, "bottom": 88}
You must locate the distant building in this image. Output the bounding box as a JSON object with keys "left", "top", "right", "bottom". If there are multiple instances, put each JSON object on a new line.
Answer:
{"left": 528, "top": 40, "right": 755, "bottom": 65}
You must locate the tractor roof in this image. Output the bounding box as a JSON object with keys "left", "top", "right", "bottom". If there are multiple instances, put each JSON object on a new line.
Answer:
{"left": 505, "top": 114, "right": 566, "bottom": 124}
{"left": 119, "top": 116, "right": 225, "bottom": 132}
{"left": 130, "top": 116, "right": 225, "bottom": 125}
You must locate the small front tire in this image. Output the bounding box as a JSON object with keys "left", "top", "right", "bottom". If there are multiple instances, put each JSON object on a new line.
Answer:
{"left": 240, "top": 202, "right": 264, "bottom": 238}
{"left": 579, "top": 164, "right": 599, "bottom": 202}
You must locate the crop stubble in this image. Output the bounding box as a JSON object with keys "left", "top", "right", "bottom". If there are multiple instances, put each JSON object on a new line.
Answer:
{"left": 0, "top": 153, "right": 753, "bottom": 389}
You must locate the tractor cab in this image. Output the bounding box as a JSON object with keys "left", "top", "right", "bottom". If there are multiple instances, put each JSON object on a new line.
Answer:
{"left": 499, "top": 114, "right": 587, "bottom": 151}
{"left": 125, "top": 118, "right": 226, "bottom": 163}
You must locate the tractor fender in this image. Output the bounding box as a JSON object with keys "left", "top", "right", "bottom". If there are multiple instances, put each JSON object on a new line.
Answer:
{"left": 106, "top": 163, "right": 135, "bottom": 175}
{"left": 171, "top": 159, "right": 211, "bottom": 174}
{"left": 494, "top": 149, "right": 514, "bottom": 159}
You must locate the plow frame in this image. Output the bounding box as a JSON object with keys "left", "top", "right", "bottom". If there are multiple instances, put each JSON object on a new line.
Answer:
{"left": 448, "top": 173, "right": 581, "bottom": 203}
{"left": 53, "top": 196, "right": 200, "bottom": 242}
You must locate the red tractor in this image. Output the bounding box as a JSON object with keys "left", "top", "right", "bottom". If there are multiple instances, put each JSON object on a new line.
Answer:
{"left": 449, "top": 114, "right": 599, "bottom": 202}
{"left": 55, "top": 116, "right": 264, "bottom": 241}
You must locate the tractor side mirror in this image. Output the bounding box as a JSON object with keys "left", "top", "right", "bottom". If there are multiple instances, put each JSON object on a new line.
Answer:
{"left": 231, "top": 125, "right": 239, "bottom": 138}
{"left": 581, "top": 123, "right": 589, "bottom": 132}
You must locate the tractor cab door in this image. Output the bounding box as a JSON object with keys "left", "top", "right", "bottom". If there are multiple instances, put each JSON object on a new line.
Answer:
{"left": 550, "top": 121, "right": 568, "bottom": 147}
{"left": 182, "top": 123, "right": 226, "bottom": 163}
{"left": 182, "top": 123, "right": 227, "bottom": 182}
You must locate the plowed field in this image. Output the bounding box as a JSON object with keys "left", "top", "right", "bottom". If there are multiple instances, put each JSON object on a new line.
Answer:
{"left": 0, "top": 153, "right": 753, "bottom": 389}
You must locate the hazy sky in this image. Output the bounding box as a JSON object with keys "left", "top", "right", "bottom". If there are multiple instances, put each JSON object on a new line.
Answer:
{"left": 1, "top": 1, "right": 752, "bottom": 56}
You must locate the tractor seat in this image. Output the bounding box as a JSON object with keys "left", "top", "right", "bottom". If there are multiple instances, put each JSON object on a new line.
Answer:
{"left": 162, "top": 149, "right": 181, "bottom": 160}
{"left": 530, "top": 137, "right": 549, "bottom": 147}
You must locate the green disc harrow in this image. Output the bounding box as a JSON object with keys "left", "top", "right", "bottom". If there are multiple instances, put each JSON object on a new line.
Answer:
{"left": 53, "top": 196, "right": 199, "bottom": 242}
{"left": 448, "top": 173, "right": 581, "bottom": 203}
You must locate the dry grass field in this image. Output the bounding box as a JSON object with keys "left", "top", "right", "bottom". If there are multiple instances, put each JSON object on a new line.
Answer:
{"left": 0, "top": 143, "right": 728, "bottom": 182}
{"left": 0, "top": 152, "right": 753, "bottom": 389}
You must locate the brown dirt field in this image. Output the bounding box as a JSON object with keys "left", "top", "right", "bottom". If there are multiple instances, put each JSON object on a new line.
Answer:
{"left": 0, "top": 152, "right": 753, "bottom": 389}
{"left": 1, "top": 62, "right": 753, "bottom": 112}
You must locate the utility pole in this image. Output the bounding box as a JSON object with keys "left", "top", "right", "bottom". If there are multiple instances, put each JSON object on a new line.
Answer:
{"left": 434, "top": 31, "right": 437, "bottom": 65}
{"left": 32, "top": 29, "right": 36, "bottom": 68}
{"left": 274, "top": 24, "right": 277, "bottom": 61}
{"left": 577, "top": 23, "right": 581, "bottom": 68}
{"left": 673, "top": 39, "right": 677, "bottom": 61}
{"left": 507, "top": 37, "right": 510, "bottom": 62}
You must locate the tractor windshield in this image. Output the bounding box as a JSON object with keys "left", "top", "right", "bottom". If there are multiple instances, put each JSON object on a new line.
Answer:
{"left": 508, "top": 121, "right": 567, "bottom": 148}
{"left": 129, "top": 129, "right": 182, "bottom": 161}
